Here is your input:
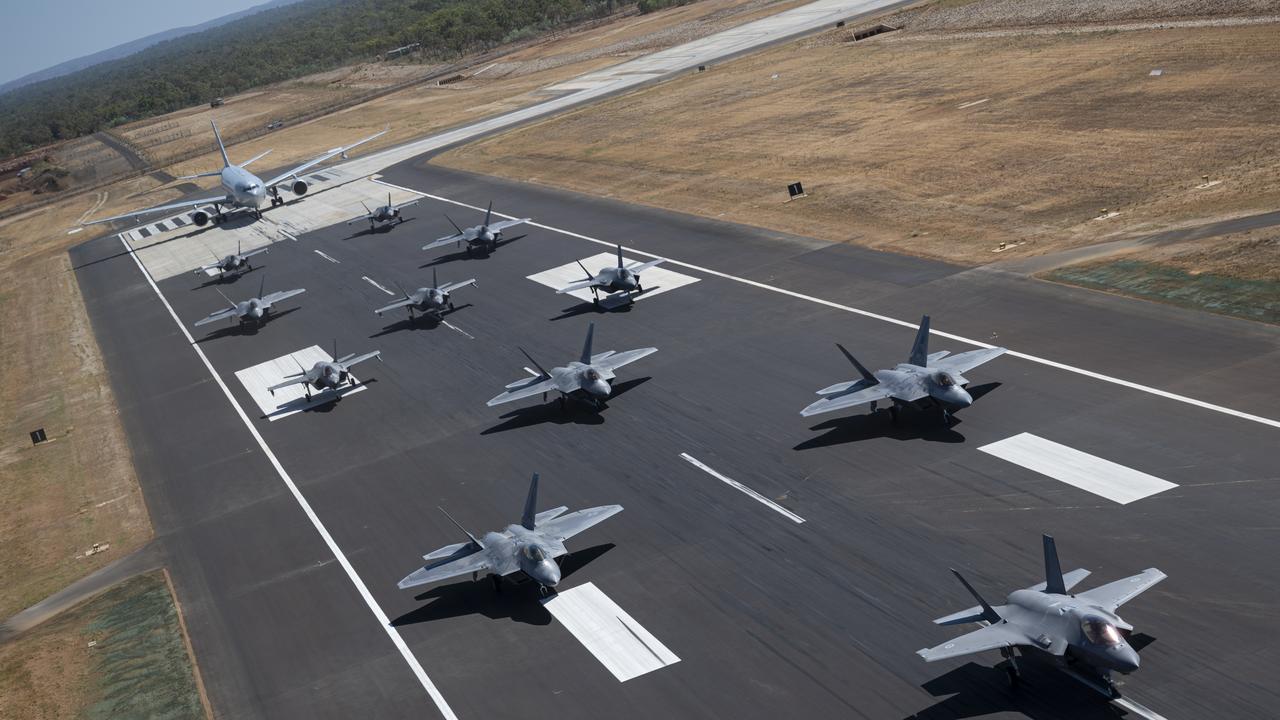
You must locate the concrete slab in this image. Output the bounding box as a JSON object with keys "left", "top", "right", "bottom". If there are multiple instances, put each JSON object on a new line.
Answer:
{"left": 542, "top": 582, "right": 680, "bottom": 682}
{"left": 235, "top": 345, "right": 367, "bottom": 421}
{"left": 526, "top": 252, "right": 699, "bottom": 308}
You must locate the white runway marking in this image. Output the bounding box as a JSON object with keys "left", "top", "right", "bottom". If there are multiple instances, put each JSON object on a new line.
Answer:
{"left": 526, "top": 252, "right": 699, "bottom": 309}
{"left": 314, "top": 249, "right": 340, "bottom": 263}
{"left": 234, "top": 345, "right": 369, "bottom": 422}
{"left": 363, "top": 276, "right": 396, "bottom": 295}
{"left": 279, "top": 229, "right": 299, "bottom": 242}
{"left": 958, "top": 98, "right": 990, "bottom": 109}
{"left": 542, "top": 582, "right": 680, "bottom": 682}
{"left": 680, "top": 453, "right": 805, "bottom": 523}
{"left": 441, "top": 320, "right": 475, "bottom": 340}
{"left": 373, "top": 179, "right": 1280, "bottom": 431}
{"left": 66, "top": 227, "right": 84, "bottom": 235}
{"left": 119, "top": 237, "right": 456, "bottom": 718}
{"left": 978, "top": 433, "right": 1178, "bottom": 505}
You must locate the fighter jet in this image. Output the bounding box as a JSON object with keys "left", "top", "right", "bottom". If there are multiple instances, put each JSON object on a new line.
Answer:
{"left": 556, "top": 244, "right": 666, "bottom": 306}
{"left": 268, "top": 342, "right": 381, "bottom": 401}
{"left": 800, "top": 315, "right": 1006, "bottom": 422}
{"left": 422, "top": 201, "right": 529, "bottom": 254}
{"left": 348, "top": 192, "right": 419, "bottom": 231}
{"left": 193, "top": 239, "right": 269, "bottom": 278}
{"left": 398, "top": 473, "right": 622, "bottom": 597}
{"left": 192, "top": 275, "right": 304, "bottom": 328}
{"left": 487, "top": 322, "right": 656, "bottom": 409}
{"left": 918, "top": 535, "right": 1166, "bottom": 701}
{"left": 84, "top": 120, "right": 386, "bottom": 227}
{"left": 373, "top": 267, "right": 475, "bottom": 320}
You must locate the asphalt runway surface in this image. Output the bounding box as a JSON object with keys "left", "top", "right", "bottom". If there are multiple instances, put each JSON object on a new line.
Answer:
{"left": 72, "top": 160, "right": 1280, "bottom": 719}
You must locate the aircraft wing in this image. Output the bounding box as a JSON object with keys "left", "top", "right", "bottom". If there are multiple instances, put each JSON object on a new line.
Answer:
{"left": 556, "top": 278, "right": 600, "bottom": 294}
{"left": 267, "top": 375, "right": 308, "bottom": 394}
{"left": 347, "top": 212, "right": 376, "bottom": 225}
{"left": 263, "top": 128, "right": 388, "bottom": 189}
{"left": 374, "top": 297, "right": 415, "bottom": 316}
{"left": 537, "top": 505, "right": 623, "bottom": 543}
{"left": 260, "top": 288, "right": 306, "bottom": 308}
{"left": 487, "top": 377, "right": 558, "bottom": 407}
{"left": 1077, "top": 568, "right": 1167, "bottom": 612}
{"left": 423, "top": 232, "right": 468, "bottom": 251}
{"left": 394, "top": 199, "right": 420, "bottom": 211}
{"left": 489, "top": 217, "right": 529, "bottom": 233}
{"left": 240, "top": 245, "right": 271, "bottom": 260}
{"left": 933, "top": 347, "right": 1007, "bottom": 375}
{"left": 337, "top": 350, "right": 381, "bottom": 370}
{"left": 1027, "top": 568, "right": 1092, "bottom": 594}
{"left": 193, "top": 307, "right": 237, "bottom": 327}
{"left": 397, "top": 548, "right": 491, "bottom": 590}
{"left": 626, "top": 257, "right": 665, "bottom": 274}
{"left": 83, "top": 194, "right": 228, "bottom": 226}
{"left": 816, "top": 378, "right": 876, "bottom": 396}
{"left": 800, "top": 384, "right": 896, "bottom": 417}
{"left": 595, "top": 347, "right": 658, "bottom": 372}
{"left": 917, "top": 622, "right": 1031, "bottom": 662}
{"left": 439, "top": 279, "right": 477, "bottom": 294}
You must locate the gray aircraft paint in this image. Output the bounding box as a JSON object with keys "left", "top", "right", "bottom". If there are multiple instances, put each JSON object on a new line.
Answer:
{"left": 194, "top": 238, "right": 270, "bottom": 277}
{"left": 556, "top": 244, "right": 666, "bottom": 305}
{"left": 349, "top": 192, "right": 420, "bottom": 230}
{"left": 486, "top": 322, "right": 657, "bottom": 408}
{"left": 801, "top": 314, "right": 1007, "bottom": 421}
{"left": 398, "top": 473, "right": 622, "bottom": 595}
{"left": 267, "top": 340, "right": 381, "bottom": 401}
{"left": 422, "top": 200, "right": 530, "bottom": 253}
{"left": 373, "top": 267, "right": 475, "bottom": 320}
{"left": 919, "top": 534, "right": 1166, "bottom": 700}
{"left": 192, "top": 273, "right": 305, "bottom": 328}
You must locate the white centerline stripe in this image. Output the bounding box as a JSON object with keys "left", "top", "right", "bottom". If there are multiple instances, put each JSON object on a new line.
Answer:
{"left": 441, "top": 320, "right": 475, "bottom": 339}
{"left": 314, "top": 249, "right": 340, "bottom": 263}
{"left": 379, "top": 178, "right": 1280, "bottom": 430}
{"left": 119, "top": 236, "right": 457, "bottom": 719}
{"left": 680, "top": 453, "right": 805, "bottom": 523}
{"left": 542, "top": 582, "right": 680, "bottom": 682}
{"left": 978, "top": 432, "right": 1178, "bottom": 505}
{"left": 363, "top": 276, "right": 396, "bottom": 295}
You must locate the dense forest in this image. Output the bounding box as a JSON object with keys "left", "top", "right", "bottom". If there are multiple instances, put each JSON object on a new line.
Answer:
{"left": 0, "top": 0, "right": 625, "bottom": 160}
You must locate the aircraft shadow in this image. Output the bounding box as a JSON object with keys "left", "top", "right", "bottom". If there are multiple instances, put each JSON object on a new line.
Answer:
{"left": 191, "top": 266, "right": 260, "bottom": 290}
{"left": 390, "top": 544, "right": 616, "bottom": 628}
{"left": 907, "top": 661, "right": 1126, "bottom": 720}
{"left": 193, "top": 306, "right": 301, "bottom": 343}
{"left": 419, "top": 234, "right": 527, "bottom": 267}
{"left": 369, "top": 303, "right": 472, "bottom": 338}
{"left": 550, "top": 297, "right": 638, "bottom": 321}
{"left": 262, "top": 378, "right": 378, "bottom": 419}
{"left": 479, "top": 377, "right": 651, "bottom": 435}
{"left": 793, "top": 383, "right": 1002, "bottom": 450}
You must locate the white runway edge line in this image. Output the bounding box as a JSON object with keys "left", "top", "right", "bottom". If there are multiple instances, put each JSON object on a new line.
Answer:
{"left": 120, "top": 236, "right": 458, "bottom": 720}
{"left": 680, "top": 453, "right": 805, "bottom": 523}
{"left": 378, "top": 179, "right": 1280, "bottom": 431}
{"left": 979, "top": 432, "right": 1178, "bottom": 505}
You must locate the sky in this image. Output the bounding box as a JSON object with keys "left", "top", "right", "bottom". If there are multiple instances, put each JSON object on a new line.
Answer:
{"left": 0, "top": 0, "right": 270, "bottom": 86}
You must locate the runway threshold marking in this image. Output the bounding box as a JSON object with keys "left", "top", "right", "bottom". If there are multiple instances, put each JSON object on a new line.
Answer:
{"left": 680, "top": 453, "right": 805, "bottom": 523}
{"left": 542, "top": 582, "right": 680, "bottom": 682}
{"left": 377, "top": 179, "right": 1280, "bottom": 431}
{"left": 118, "top": 236, "right": 458, "bottom": 719}
{"left": 978, "top": 433, "right": 1178, "bottom": 505}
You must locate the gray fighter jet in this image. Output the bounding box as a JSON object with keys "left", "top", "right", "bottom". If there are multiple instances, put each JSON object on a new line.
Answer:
{"left": 801, "top": 315, "right": 1007, "bottom": 422}
{"left": 398, "top": 473, "right": 622, "bottom": 597}
{"left": 193, "top": 275, "right": 304, "bottom": 328}
{"left": 487, "top": 322, "right": 657, "bottom": 409}
{"left": 193, "top": 239, "right": 269, "bottom": 278}
{"left": 556, "top": 244, "right": 666, "bottom": 306}
{"left": 267, "top": 341, "right": 381, "bottom": 401}
{"left": 373, "top": 268, "right": 475, "bottom": 320}
{"left": 422, "top": 201, "right": 529, "bottom": 254}
{"left": 348, "top": 192, "right": 419, "bottom": 231}
{"left": 918, "top": 535, "right": 1166, "bottom": 700}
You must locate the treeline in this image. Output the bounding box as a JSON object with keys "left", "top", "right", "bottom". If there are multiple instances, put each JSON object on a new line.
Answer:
{"left": 0, "top": 0, "right": 626, "bottom": 160}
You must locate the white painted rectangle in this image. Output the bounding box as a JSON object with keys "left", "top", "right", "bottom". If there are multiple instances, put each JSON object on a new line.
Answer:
{"left": 234, "top": 345, "right": 366, "bottom": 421}
{"left": 542, "top": 582, "right": 679, "bottom": 682}
{"left": 978, "top": 433, "right": 1177, "bottom": 504}
{"left": 527, "top": 252, "right": 699, "bottom": 309}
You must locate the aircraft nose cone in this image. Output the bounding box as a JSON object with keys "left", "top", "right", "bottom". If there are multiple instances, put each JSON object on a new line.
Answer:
{"left": 951, "top": 387, "right": 973, "bottom": 407}
{"left": 530, "top": 560, "right": 560, "bottom": 588}
{"left": 1110, "top": 645, "right": 1140, "bottom": 674}
{"left": 587, "top": 379, "right": 611, "bottom": 397}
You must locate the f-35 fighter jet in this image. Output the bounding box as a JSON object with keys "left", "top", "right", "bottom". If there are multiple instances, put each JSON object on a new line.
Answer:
{"left": 193, "top": 275, "right": 304, "bottom": 328}
{"left": 918, "top": 535, "right": 1166, "bottom": 700}
{"left": 373, "top": 267, "right": 475, "bottom": 320}
{"left": 801, "top": 315, "right": 1006, "bottom": 422}
{"left": 487, "top": 322, "right": 656, "bottom": 409}
{"left": 193, "top": 240, "right": 269, "bottom": 277}
{"left": 557, "top": 244, "right": 666, "bottom": 306}
{"left": 398, "top": 473, "right": 622, "bottom": 597}
{"left": 422, "top": 201, "right": 529, "bottom": 254}
{"left": 348, "top": 192, "right": 419, "bottom": 231}
{"left": 268, "top": 342, "right": 381, "bottom": 401}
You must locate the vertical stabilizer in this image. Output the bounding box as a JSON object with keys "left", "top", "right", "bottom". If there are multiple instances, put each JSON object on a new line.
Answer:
{"left": 951, "top": 569, "right": 1002, "bottom": 624}
{"left": 617, "top": 244, "right": 624, "bottom": 269}
{"left": 210, "top": 120, "right": 232, "bottom": 168}
{"left": 258, "top": 272, "right": 266, "bottom": 301}
{"left": 484, "top": 200, "right": 493, "bottom": 228}
{"left": 432, "top": 266, "right": 439, "bottom": 290}
{"left": 1042, "top": 534, "right": 1067, "bottom": 595}
{"left": 580, "top": 322, "right": 595, "bottom": 364}
{"left": 836, "top": 343, "right": 878, "bottom": 385}
{"left": 908, "top": 315, "right": 931, "bottom": 366}
{"left": 521, "top": 473, "right": 540, "bottom": 530}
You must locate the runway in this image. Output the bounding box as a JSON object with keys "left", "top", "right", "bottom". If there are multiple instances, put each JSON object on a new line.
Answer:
{"left": 71, "top": 157, "right": 1280, "bottom": 718}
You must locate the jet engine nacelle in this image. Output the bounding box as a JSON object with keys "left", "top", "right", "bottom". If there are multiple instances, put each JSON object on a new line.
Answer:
{"left": 291, "top": 180, "right": 308, "bottom": 196}
{"left": 191, "top": 210, "right": 210, "bottom": 226}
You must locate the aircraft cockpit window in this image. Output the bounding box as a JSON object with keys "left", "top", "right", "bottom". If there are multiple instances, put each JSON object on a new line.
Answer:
{"left": 1080, "top": 616, "right": 1122, "bottom": 646}
{"left": 937, "top": 373, "right": 955, "bottom": 387}
{"left": 523, "top": 545, "right": 547, "bottom": 561}
{"left": 585, "top": 369, "right": 600, "bottom": 381}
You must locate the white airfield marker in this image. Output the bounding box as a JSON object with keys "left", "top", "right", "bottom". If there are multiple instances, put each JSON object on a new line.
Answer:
{"left": 543, "top": 582, "right": 680, "bottom": 682}
{"left": 681, "top": 453, "right": 805, "bottom": 523}
{"left": 979, "top": 433, "right": 1178, "bottom": 505}
{"left": 235, "top": 345, "right": 367, "bottom": 421}
{"left": 527, "top": 252, "right": 699, "bottom": 309}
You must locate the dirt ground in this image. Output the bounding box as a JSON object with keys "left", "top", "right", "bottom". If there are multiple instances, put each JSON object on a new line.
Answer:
{"left": 436, "top": 10, "right": 1280, "bottom": 276}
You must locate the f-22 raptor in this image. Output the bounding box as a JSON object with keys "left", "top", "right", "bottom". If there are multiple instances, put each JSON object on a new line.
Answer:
{"left": 398, "top": 473, "right": 622, "bottom": 597}
{"left": 919, "top": 535, "right": 1166, "bottom": 703}
{"left": 801, "top": 315, "right": 1006, "bottom": 422}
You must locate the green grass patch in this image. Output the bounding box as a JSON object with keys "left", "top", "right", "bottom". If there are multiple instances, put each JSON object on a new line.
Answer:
{"left": 1048, "top": 260, "right": 1280, "bottom": 325}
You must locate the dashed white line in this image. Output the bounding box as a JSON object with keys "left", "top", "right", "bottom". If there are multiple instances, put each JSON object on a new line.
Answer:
{"left": 680, "top": 453, "right": 805, "bottom": 524}
{"left": 279, "top": 229, "right": 299, "bottom": 242}
{"left": 314, "top": 249, "right": 340, "bottom": 263}
{"left": 363, "top": 276, "right": 396, "bottom": 295}
{"left": 379, "top": 178, "right": 1280, "bottom": 430}
{"left": 119, "top": 236, "right": 457, "bottom": 719}
{"left": 441, "top": 320, "right": 475, "bottom": 340}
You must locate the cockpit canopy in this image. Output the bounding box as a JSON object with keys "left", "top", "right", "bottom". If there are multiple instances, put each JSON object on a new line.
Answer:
{"left": 522, "top": 544, "right": 548, "bottom": 562}
{"left": 935, "top": 371, "right": 956, "bottom": 387}
{"left": 1080, "top": 615, "right": 1123, "bottom": 646}
{"left": 584, "top": 368, "right": 600, "bottom": 381}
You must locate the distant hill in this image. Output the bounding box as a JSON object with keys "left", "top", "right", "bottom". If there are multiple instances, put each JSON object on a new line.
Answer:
{"left": 0, "top": 0, "right": 304, "bottom": 96}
